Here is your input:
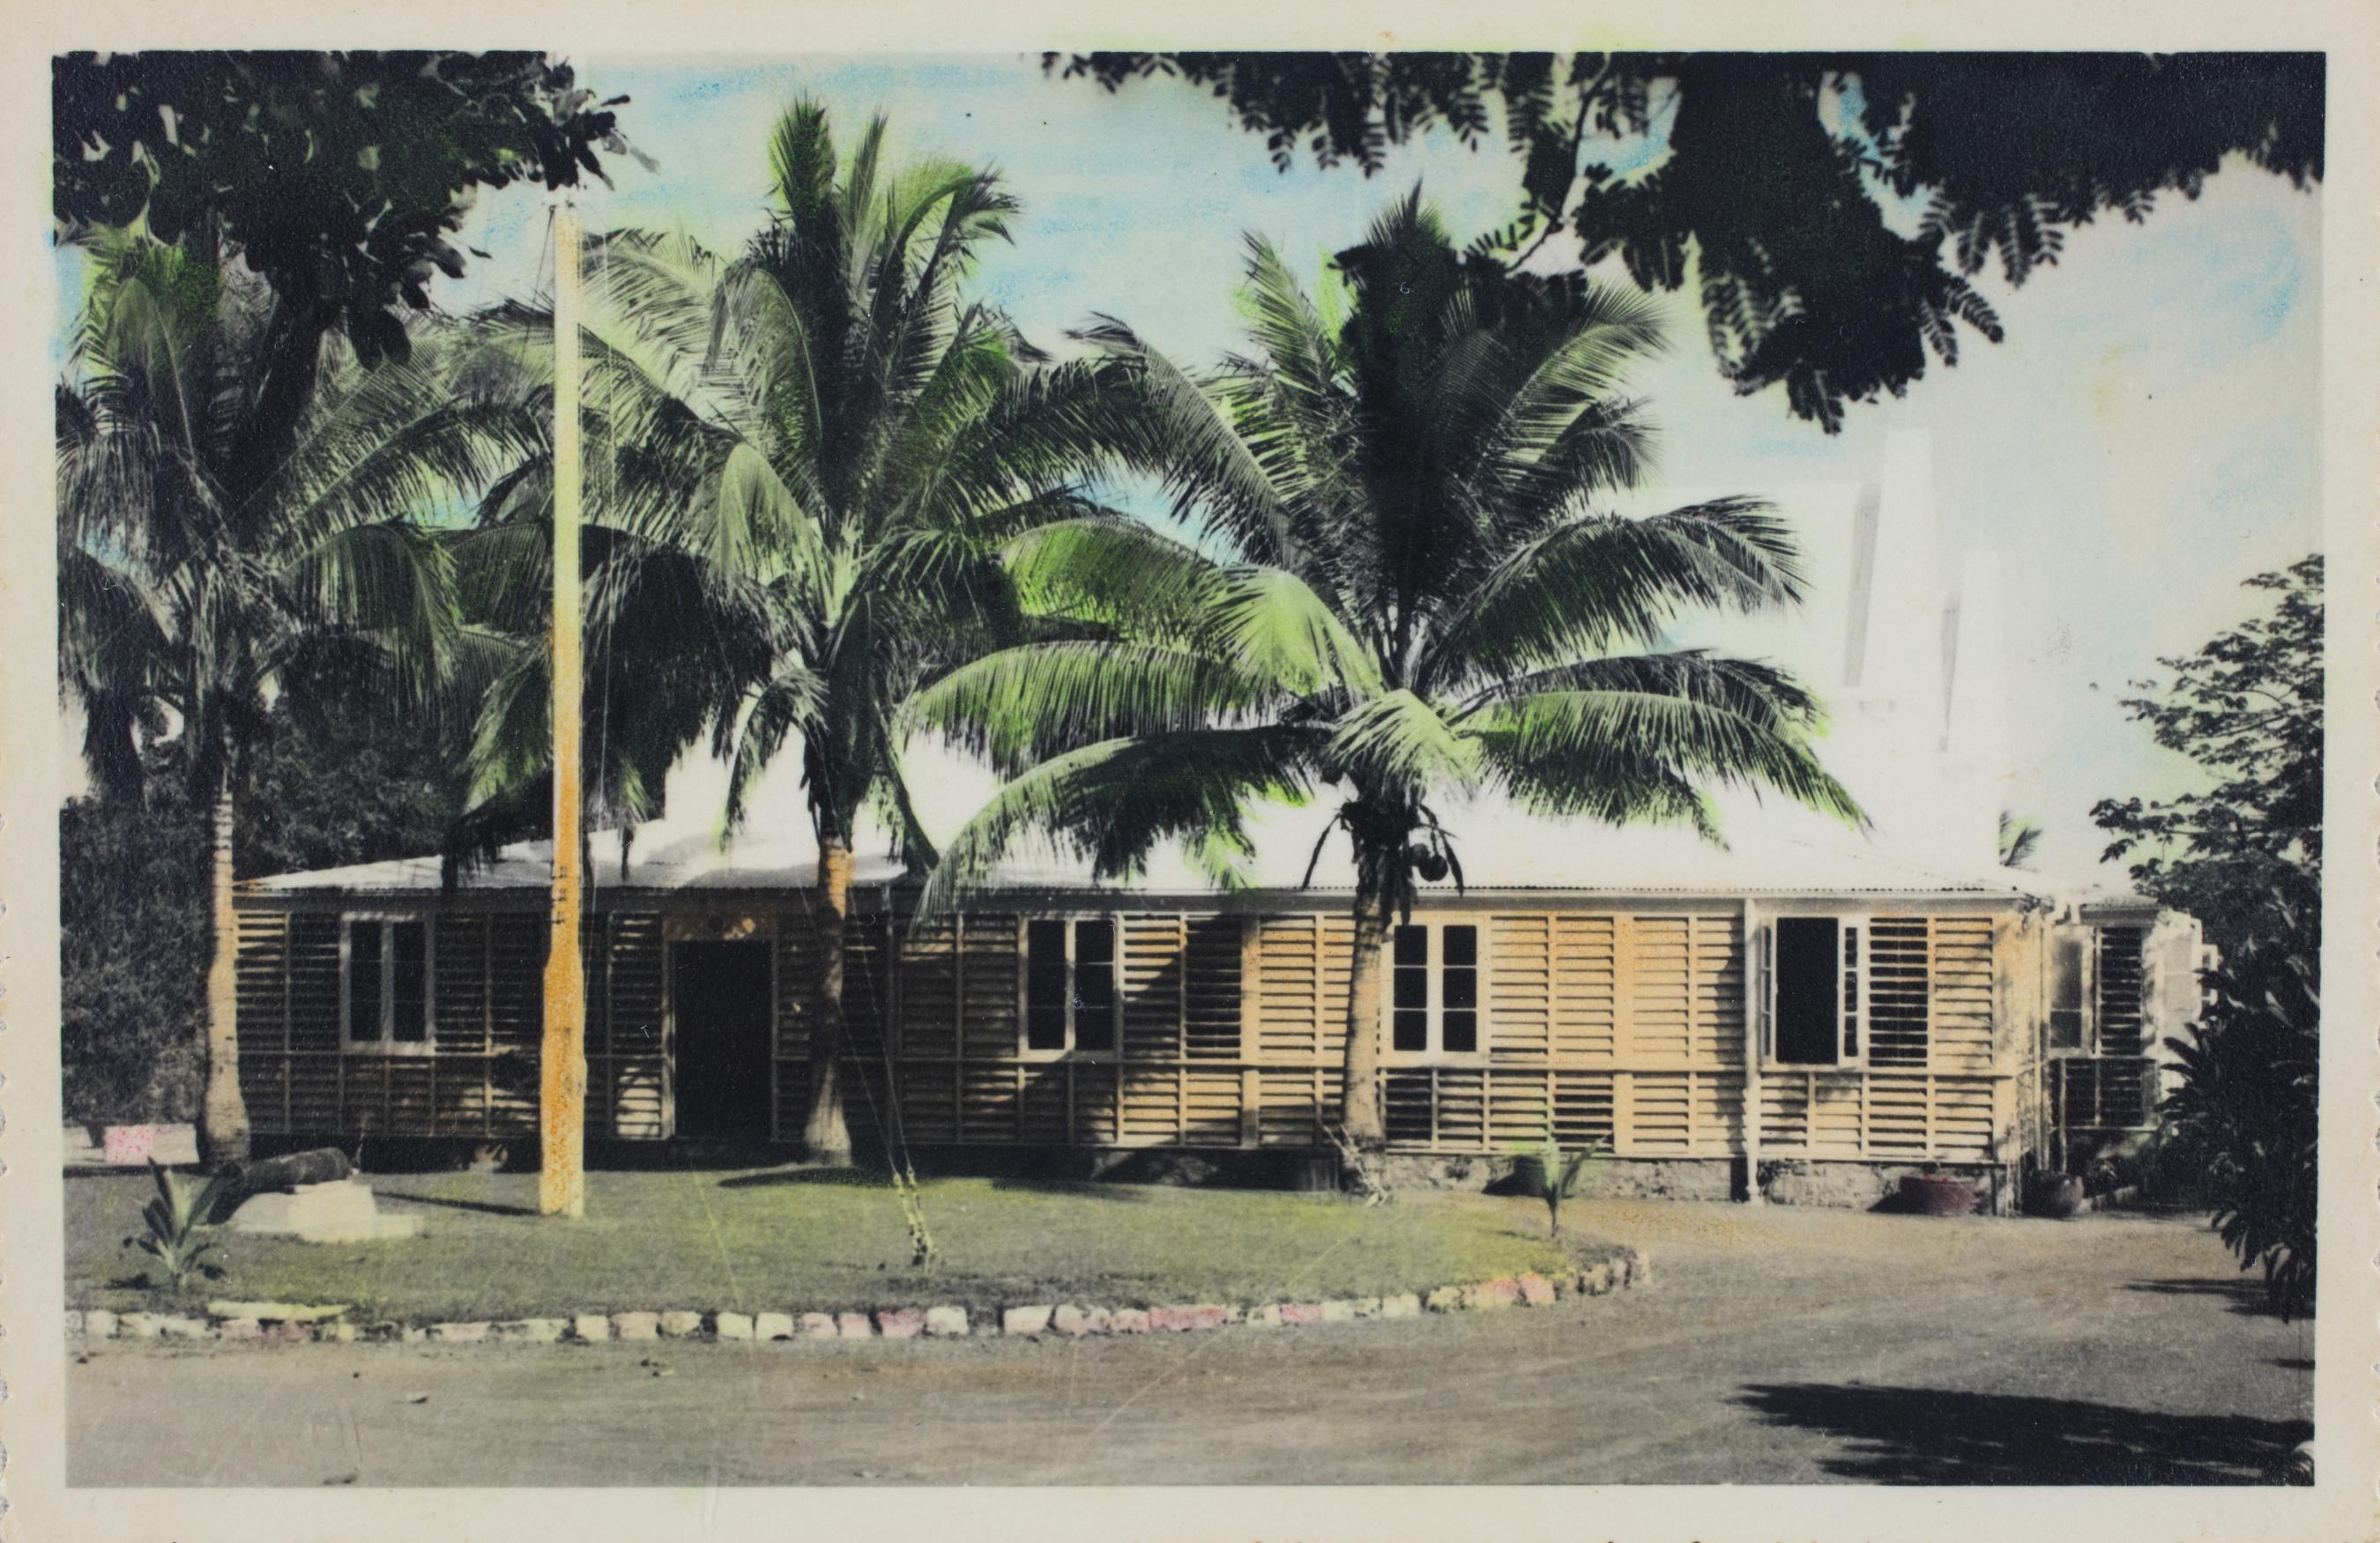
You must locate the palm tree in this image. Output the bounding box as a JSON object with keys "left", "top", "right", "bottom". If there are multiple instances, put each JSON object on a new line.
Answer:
{"left": 436, "top": 261, "right": 788, "bottom": 886}
{"left": 56, "top": 238, "right": 524, "bottom": 1164}
{"left": 457, "top": 103, "right": 1144, "bottom": 1164}
{"left": 913, "top": 197, "right": 1861, "bottom": 1148}
{"left": 1997, "top": 811, "right": 2044, "bottom": 870}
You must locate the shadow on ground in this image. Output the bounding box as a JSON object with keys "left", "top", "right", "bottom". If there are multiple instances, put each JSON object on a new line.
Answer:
{"left": 715, "top": 1166, "right": 884, "bottom": 1191}
{"left": 384, "top": 1192, "right": 536, "bottom": 1218}
{"left": 1734, "top": 1382, "right": 2310, "bottom": 1484}
{"left": 2124, "top": 1276, "right": 2298, "bottom": 1320}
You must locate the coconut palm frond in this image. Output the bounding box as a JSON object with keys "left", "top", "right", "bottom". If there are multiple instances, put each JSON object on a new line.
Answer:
{"left": 1324, "top": 688, "right": 1480, "bottom": 797}
{"left": 921, "top": 726, "right": 1317, "bottom": 913}
{"left": 1069, "top": 314, "right": 1294, "bottom": 564}
{"left": 1424, "top": 498, "right": 1806, "bottom": 688}
{"left": 1998, "top": 811, "right": 2044, "bottom": 869}
{"left": 910, "top": 641, "right": 1286, "bottom": 777}
{"left": 1475, "top": 685, "right": 1862, "bottom": 827}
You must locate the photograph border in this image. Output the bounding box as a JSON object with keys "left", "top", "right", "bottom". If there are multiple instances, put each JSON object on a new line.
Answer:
{"left": 4, "top": 2, "right": 2374, "bottom": 1537}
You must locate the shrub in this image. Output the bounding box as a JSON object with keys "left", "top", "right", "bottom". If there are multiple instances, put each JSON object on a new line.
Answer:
{"left": 123, "top": 1160, "right": 229, "bottom": 1293}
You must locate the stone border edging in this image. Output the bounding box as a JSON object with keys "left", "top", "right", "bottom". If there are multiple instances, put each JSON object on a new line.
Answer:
{"left": 69, "top": 1249, "right": 1647, "bottom": 1348}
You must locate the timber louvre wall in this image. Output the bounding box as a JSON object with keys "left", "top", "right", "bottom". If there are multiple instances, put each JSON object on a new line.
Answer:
{"left": 234, "top": 890, "right": 2041, "bottom": 1174}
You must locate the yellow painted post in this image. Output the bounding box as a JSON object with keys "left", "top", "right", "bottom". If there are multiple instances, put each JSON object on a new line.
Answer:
{"left": 540, "top": 201, "right": 589, "bottom": 1219}
{"left": 1741, "top": 898, "right": 1764, "bottom": 1204}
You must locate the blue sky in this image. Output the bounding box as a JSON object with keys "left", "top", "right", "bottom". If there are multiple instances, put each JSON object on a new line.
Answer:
{"left": 68, "top": 56, "right": 2324, "bottom": 885}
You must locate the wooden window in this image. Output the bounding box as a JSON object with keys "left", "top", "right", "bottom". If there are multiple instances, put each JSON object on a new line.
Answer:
{"left": 1863, "top": 917, "right": 1930, "bottom": 1066}
{"left": 1022, "top": 916, "right": 1118, "bottom": 1056}
{"left": 2049, "top": 932, "right": 2088, "bottom": 1049}
{"left": 1768, "top": 915, "right": 1929, "bottom": 1068}
{"left": 2094, "top": 925, "right": 2148, "bottom": 1056}
{"left": 1387, "top": 922, "right": 1482, "bottom": 1057}
{"left": 342, "top": 915, "right": 434, "bottom": 1053}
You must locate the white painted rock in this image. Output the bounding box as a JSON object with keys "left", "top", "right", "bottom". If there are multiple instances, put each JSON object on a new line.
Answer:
{"left": 227, "top": 1180, "right": 423, "bottom": 1243}
{"left": 206, "top": 1300, "right": 350, "bottom": 1323}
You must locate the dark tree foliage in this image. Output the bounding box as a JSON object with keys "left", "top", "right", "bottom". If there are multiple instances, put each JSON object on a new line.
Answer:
{"left": 1049, "top": 52, "right": 2323, "bottom": 430}
{"left": 55, "top": 51, "right": 634, "bottom": 360}
{"left": 2091, "top": 555, "right": 2321, "bottom": 951}
{"left": 60, "top": 702, "right": 472, "bottom": 1124}
{"left": 55, "top": 50, "right": 637, "bottom": 498}
{"left": 2092, "top": 555, "right": 2321, "bottom": 1317}
{"left": 61, "top": 771, "right": 207, "bottom": 1124}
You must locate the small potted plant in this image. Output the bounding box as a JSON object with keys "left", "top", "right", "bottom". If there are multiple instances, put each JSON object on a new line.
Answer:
{"left": 2024, "top": 1168, "right": 2086, "bottom": 1219}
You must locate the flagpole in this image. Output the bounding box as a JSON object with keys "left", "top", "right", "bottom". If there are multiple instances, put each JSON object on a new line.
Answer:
{"left": 539, "top": 197, "right": 589, "bottom": 1219}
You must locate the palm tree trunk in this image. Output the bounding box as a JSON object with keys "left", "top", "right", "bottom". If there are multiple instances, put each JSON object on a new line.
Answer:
{"left": 1340, "top": 841, "right": 1395, "bottom": 1149}
{"left": 198, "top": 760, "right": 250, "bottom": 1168}
{"left": 802, "top": 837, "right": 858, "bottom": 1166}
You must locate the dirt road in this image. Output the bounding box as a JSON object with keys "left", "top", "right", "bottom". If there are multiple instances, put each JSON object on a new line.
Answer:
{"left": 67, "top": 1198, "right": 2313, "bottom": 1487}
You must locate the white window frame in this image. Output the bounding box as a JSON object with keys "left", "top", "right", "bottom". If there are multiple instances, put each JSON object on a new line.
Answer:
{"left": 1017, "top": 914, "right": 1122, "bottom": 1059}
{"left": 1381, "top": 918, "right": 1488, "bottom": 1063}
{"left": 1761, "top": 913, "right": 1870, "bottom": 1069}
{"left": 340, "top": 912, "right": 437, "bottom": 1055}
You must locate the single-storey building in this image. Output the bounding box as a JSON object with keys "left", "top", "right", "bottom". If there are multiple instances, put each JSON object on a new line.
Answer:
{"left": 228, "top": 434, "right": 2206, "bottom": 1209}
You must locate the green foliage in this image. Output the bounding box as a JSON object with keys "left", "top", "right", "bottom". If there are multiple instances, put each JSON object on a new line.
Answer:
{"left": 2091, "top": 556, "right": 2321, "bottom": 1318}
{"left": 61, "top": 773, "right": 208, "bottom": 1123}
{"left": 123, "top": 1161, "right": 228, "bottom": 1294}
{"left": 1510, "top": 1132, "right": 1605, "bottom": 1237}
{"left": 917, "top": 196, "right": 1856, "bottom": 915}
{"left": 54, "top": 52, "right": 636, "bottom": 370}
{"left": 58, "top": 237, "right": 530, "bottom": 805}
{"left": 2161, "top": 896, "right": 2317, "bottom": 1318}
{"left": 1996, "top": 811, "right": 2042, "bottom": 870}
{"left": 1048, "top": 52, "right": 2321, "bottom": 431}
{"left": 2090, "top": 555, "right": 2322, "bottom": 957}
{"left": 448, "top": 101, "right": 1140, "bottom": 866}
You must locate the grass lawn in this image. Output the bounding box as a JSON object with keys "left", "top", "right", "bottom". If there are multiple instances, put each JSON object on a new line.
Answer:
{"left": 67, "top": 1167, "right": 1612, "bottom": 1323}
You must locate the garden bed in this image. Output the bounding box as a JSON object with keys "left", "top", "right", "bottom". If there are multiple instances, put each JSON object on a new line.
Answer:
{"left": 67, "top": 1167, "right": 1620, "bottom": 1324}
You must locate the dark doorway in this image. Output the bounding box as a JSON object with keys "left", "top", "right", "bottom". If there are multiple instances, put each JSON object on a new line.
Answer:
{"left": 673, "top": 940, "right": 775, "bottom": 1141}
{"left": 1774, "top": 917, "right": 1841, "bottom": 1065}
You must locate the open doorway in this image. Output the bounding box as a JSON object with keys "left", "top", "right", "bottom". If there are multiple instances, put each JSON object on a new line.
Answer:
{"left": 672, "top": 939, "right": 775, "bottom": 1141}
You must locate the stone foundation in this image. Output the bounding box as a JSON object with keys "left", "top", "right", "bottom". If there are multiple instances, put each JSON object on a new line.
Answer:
{"left": 1375, "top": 1154, "right": 1739, "bottom": 1202}
{"left": 1377, "top": 1153, "right": 2012, "bottom": 1213}
{"left": 1759, "top": 1160, "right": 2010, "bottom": 1215}
{"left": 1589, "top": 1158, "right": 1740, "bottom": 1203}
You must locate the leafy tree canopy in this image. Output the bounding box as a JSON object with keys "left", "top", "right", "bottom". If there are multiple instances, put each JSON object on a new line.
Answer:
{"left": 2090, "top": 554, "right": 2320, "bottom": 953}
{"left": 54, "top": 50, "right": 640, "bottom": 368}
{"left": 2090, "top": 555, "right": 2321, "bottom": 1317}
{"left": 1048, "top": 52, "right": 2322, "bottom": 431}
